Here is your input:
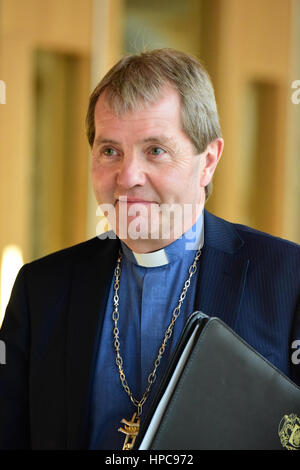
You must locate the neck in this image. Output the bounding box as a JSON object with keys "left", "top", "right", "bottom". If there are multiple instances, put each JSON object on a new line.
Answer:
{"left": 120, "top": 236, "right": 178, "bottom": 254}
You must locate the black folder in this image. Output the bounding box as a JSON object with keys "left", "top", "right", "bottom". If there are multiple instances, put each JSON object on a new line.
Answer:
{"left": 135, "top": 312, "right": 300, "bottom": 450}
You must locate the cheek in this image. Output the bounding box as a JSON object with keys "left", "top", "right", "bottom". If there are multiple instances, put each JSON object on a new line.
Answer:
{"left": 91, "top": 168, "right": 115, "bottom": 199}
{"left": 156, "top": 164, "right": 196, "bottom": 194}
{"left": 151, "top": 172, "right": 175, "bottom": 200}
{"left": 92, "top": 164, "right": 110, "bottom": 184}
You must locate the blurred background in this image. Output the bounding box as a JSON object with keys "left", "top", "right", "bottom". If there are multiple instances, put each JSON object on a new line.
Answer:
{"left": 0, "top": 0, "right": 299, "bottom": 325}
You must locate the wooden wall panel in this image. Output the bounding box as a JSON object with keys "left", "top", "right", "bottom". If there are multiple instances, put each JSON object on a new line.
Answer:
{"left": 0, "top": 0, "right": 93, "bottom": 264}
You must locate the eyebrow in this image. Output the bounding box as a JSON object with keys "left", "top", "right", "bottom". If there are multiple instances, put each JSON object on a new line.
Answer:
{"left": 143, "top": 136, "right": 179, "bottom": 148}
{"left": 94, "top": 135, "right": 180, "bottom": 150}
{"left": 94, "top": 137, "right": 120, "bottom": 146}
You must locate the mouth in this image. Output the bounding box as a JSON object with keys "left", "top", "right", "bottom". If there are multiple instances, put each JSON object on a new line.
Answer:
{"left": 116, "top": 197, "right": 158, "bottom": 206}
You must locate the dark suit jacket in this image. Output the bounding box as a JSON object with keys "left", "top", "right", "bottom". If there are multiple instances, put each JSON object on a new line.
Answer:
{"left": 0, "top": 210, "right": 299, "bottom": 449}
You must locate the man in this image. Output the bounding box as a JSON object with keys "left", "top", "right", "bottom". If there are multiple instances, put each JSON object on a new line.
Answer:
{"left": 0, "top": 48, "right": 299, "bottom": 450}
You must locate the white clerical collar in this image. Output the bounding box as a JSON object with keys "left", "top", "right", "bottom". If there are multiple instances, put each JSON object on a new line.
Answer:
{"left": 120, "top": 212, "right": 204, "bottom": 268}
{"left": 133, "top": 249, "right": 169, "bottom": 268}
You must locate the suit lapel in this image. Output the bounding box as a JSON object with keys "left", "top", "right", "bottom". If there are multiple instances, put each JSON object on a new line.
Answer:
{"left": 195, "top": 210, "right": 250, "bottom": 329}
{"left": 65, "top": 236, "right": 120, "bottom": 449}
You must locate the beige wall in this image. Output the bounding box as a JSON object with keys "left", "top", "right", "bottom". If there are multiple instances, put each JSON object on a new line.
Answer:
{"left": 203, "top": 0, "right": 298, "bottom": 240}
{"left": 0, "top": 0, "right": 93, "bottom": 264}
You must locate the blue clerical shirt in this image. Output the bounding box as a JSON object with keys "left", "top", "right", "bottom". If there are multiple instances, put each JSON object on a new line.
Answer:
{"left": 89, "top": 214, "right": 204, "bottom": 449}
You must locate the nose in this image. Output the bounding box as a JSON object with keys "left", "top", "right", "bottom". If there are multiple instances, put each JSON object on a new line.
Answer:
{"left": 116, "top": 154, "right": 146, "bottom": 189}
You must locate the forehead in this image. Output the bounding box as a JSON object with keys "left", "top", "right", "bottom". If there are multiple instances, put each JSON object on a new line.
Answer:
{"left": 93, "top": 86, "right": 183, "bottom": 136}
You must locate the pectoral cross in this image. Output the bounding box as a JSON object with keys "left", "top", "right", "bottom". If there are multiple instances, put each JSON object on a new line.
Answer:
{"left": 118, "top": 412, "right": 140, "bottom": 450}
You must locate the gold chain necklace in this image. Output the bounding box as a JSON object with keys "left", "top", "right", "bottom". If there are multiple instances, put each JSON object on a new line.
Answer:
{"left": 112, "top": 247, "right": 202, "bottom": 450}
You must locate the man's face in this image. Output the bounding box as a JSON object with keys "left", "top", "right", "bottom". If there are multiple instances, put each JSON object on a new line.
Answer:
{"left": 91, "top": 86, "right": 221, "bottom": 251}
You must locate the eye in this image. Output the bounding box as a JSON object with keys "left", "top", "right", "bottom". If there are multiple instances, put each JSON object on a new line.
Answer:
{"left": 149, "top": 146, "right": 165, "bottom": 156}
{"left": 103, "top": 147, "right": 118, "bottom": 157}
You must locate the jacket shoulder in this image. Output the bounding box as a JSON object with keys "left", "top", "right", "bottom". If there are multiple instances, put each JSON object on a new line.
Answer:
{"left": 27, "top": 235, "right": 117, "bottom": 268}
{"left": 21, "top": 235, "right": 119, "bottom": 286}
{"left": 204, "top": 209, "right": 300, "bottom": 258}
{"left": 233, "top": 222, "right": 300, "bottom": 254}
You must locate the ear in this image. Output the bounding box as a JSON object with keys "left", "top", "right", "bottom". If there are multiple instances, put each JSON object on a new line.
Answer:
{"left": 200, "top": 138, "right": 224, "bottom": 187}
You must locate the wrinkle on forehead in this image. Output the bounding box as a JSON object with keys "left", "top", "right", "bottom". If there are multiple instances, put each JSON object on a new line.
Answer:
{"left": 96, "top": 84, "right": 181, "bottom": 120}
